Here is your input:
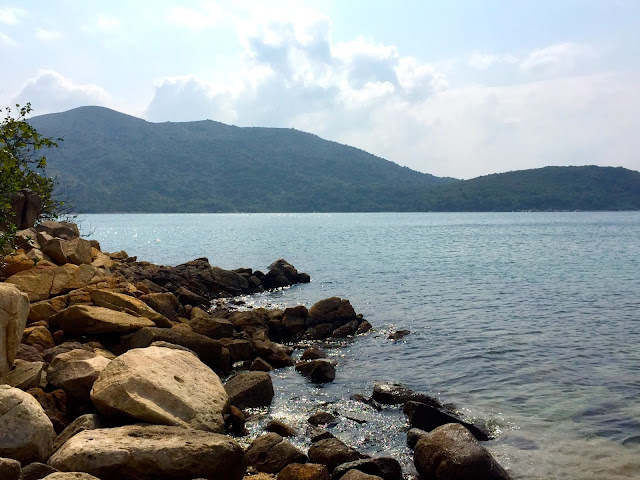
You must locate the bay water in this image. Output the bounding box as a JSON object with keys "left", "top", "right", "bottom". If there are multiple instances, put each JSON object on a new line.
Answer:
{"left": 80, "top": 212, "right": 640, "bottom": 479}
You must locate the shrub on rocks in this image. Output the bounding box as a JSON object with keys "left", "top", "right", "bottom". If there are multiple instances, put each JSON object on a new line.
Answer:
{"left": 0, "top": 385, "right": 55, "bottom": 464}
{"left": 413, "top": 423, "right": 511, "bottom": 480}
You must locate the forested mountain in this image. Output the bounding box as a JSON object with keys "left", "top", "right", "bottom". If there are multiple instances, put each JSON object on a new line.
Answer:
{"left": 29, "top": 106, "right": 640, "bottom": 212}
{"left": 29, "top": 106, "right": 453, "bottom": 212}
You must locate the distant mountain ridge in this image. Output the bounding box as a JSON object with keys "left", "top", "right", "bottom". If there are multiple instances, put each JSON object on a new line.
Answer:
{"left": 29, "top": 106, "right": 640, "bottom": 212}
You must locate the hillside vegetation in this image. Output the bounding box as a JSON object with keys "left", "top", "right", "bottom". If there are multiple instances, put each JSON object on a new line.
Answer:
{"left": 29, "top": 106, "right": 640, "bottom": 212}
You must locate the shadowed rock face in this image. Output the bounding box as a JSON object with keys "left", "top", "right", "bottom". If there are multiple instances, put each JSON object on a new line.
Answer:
{"left": 47, "top": 424, "right": 246, "bottom": 480}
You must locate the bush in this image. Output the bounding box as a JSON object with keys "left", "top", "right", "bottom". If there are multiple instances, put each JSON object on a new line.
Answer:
{"left": 0, "top": 103, "right": 62, "bottom": 254}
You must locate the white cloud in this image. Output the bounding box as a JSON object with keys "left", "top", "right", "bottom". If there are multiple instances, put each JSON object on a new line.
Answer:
{"left": 0, "top": 32, "right": 16, "bottom": 46}
{"left": 0, "top": 7, "right": 26, "bottom": 25}
{"left": 166, "top": 2, "right": 223, "bottom": 29}
{"left": 520, "top": 42, "right": 594, "bottom": 75}
{"left": 469, "top": 53, "right": 517, "bottom": 70}
{"left": 82, "top": 14, "right": 121, "bottom": 33}
{"left": 35, "top": 28, "right": 62, "bottom": 41}
{"left": 13, "top": 70, "right": 111, "bottom": 115}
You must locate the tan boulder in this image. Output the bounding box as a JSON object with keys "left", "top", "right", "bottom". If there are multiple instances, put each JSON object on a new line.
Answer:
{"left": 6, "top": 359, "right": 45, "bottom": 390}
{"left": 0, "top": 249, "right": 36, "bottom": 277}
{"left": 49, "top": 305, "right": 155, "bottom": 335}
{"left": 48, "top": 424, "right": 246, "bottom": 480}
{"left": 89, "top": 289, "right": 172, "bottom": 327}
{"left": 91, "top": 346, "right": 229, "bottom": 432}
{"left": 0, "top": 283, "right": 30, "bottom": 380}
{"left": 47, "top": 349, "right": 111, "bottom": 401}
{"left": 91, "top": 251, "right": 115, "bottom": 269}
{"left": 35, "top": 221, "right": 80, "bottom": 240}
{"left": 0, "top": 385, "right": 55, "bottom": 464}
{"left": 21, "top": 325, "right": 55, "bottom": 351}
{"left": 42, "top": 473, "right": 101, "bottom": 480}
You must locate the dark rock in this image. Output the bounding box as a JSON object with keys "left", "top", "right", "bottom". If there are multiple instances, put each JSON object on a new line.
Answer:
{"left": 0, "top": 457, "right": 21, "bottom": 480}
{"left": 266, "top": 419, "right": 297, "bottom": 437}
{"left": 224, "top": 371, "right": 274, "bottom": 410}
{"left": 245, "top": 433, "right": 307, "bottom": 474}
{"left": 387, "top": 330, "right": 410, "bottom": 341}
{"left": 308, "top": 426, "right": 335, "bottom": 443}
{"left": 414, "top": 423, "right": 511, "bottom": 480}
{"left": 406, "top": 428, "right": 429, "bottom": 449}
{"left": 15, "top": 344, "right": 45, "bottom": 363}
{"left": 174, "top": 286, "right": 209, "bottom": 307}
{"left": 26, "top": 388, "right": 70, "bottom": 434}
{"left": 355, "top": 321, "right": 372, "bottom": 335}
{"left": 308, "top": 298, "right": 356, "bottom": 328}
{"left": 340, "top": 471, "right": 383, "bottom": 480}
{"left": 301, "top": 347, "right": 326, "bottom": 360}
{"left": 298, "top": 272, "right": 311, "bottom": 283}
{"left": 127, "top": 326, "right": 231, "bottom": 374}
{"left": 19, "top": 462, "right": 58, "bottom": 480}
{"left": 296, "top": 359, "right": 336, "bottom": 383}
{"left": 332, "top": 458, "right": 403, "bottom": 480}
{"left": 268, "top": 350, "right": 295, "bottom": 368}
{"left": 225, "top": 405, "right": 247, "bottom": 436}
{"left": 331, "top": 320, "right": 359, "bottom": 338}
{"left": 349, "top": 395, "right": 382, "bottom": 411}
{"left": 303, "top": 323, "right": 335, "bottom": 340}
{"left": 404, "top": 401, "right": 491, "bottom": 441}
{"left": 189, "top": 308, "right": 234, "bottom": 339}
{"left": 371, "top": 382, "right": 444, "bottom": 408}
{"left": 308, "top": 438, "right": 367, "bottom": 472}
{"left": 308, "top": 411, "right": 338, "bottom": 427}
{"left": 8, "top": 189, "right": 42, "bottom": 230}
{"left": 281, "top": 305, "right": 308, "bottom": 339}
{"left": 250, "top": 357, "right": 273, "bottom": 372}
{"left": 278, "top": 463, "right": 330, "bottom": 480}
{"left": 220, "top": 339, "right": 254, "bottom": 363}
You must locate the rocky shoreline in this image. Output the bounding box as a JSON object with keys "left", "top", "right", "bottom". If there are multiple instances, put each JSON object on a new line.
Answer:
{"left": 1, "top": 220, "right": 512, "bottom": 480}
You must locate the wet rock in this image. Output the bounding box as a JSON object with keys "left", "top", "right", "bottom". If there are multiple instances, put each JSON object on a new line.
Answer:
{"left": 308, "top": 298, "right": 356, "bottom": 328}
{"left": 387, "top": 330, "right": 410, "bottom": 341}
{"left": 349, "top": 395, "right": 382, "bottom": 411}
{"left": 250, "top": 357, "right": 273, "bottom": 371}
{"left": 301, "top": 346, "right": 326, "bottom": 360}
{"left": 414, "top": 423, "right": 511, "bottom": 480}
{"left": 281, "top": 305, "right": 308, "bottom": 339}
{"left": 404, "top": 401, "right": 490, "bottom": 441}
{"left": 26, "top": 388, "right": 70, "bottom": 434}
{"left": 266, "top": 420, "right": 297, "bottom": 437}
{"left": 371, "top": 382, "right": 444, "bottom": 407}
{"left": 296, "top": 359, "right": 336, "bottom": 383}
{"left": 0, "top": 283, "right": 30, "bottom": 380}
{"left": 0, "top": 385, "right": 55, "bottom": 464}
{"left": 47, "top": 349, "right": 111, "bottom": 402}
{"left": 245, "top": 433, "right": 307, "bottom": 474}
{"left": 224, "top": 371, "right": 274, "bottom": 410}
{"left": 127, "top": 326, "right": 231, "bottom": 374}
{"left": 332, "top": 458, "right": 403, "bottom": 480}
{"left": 308, "top": 411, "right": 338, "bottom": 427}
{"left": 91, "top": 346, "right": 229, "bottom": 433}
{"left": 49, "top": 305, "right": 155, "bottom": 335}
{"left": 355, "top": 321, "right": 372, "bottom": 335}
{"left": 225, "top": 405, "right": 247, "bottom": 436}
{"left": 308, "top": 438, "right": 367, "bottom": 472}
{"left": 0, "top": 457, "right": 21, "bottom": 480}
{"left": 278, "top": 463, "right": 330, "bottom": 480}
{"left": 406, "top": 428, "right": 429, "bottom": 449}
{"left": 268, "top": 349, "right": 295, "bottom": 368}
{"left": 48, "top": 424, "right": 246, "bottom": 480}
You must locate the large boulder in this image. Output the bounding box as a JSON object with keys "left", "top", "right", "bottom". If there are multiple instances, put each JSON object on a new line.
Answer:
{"left": 414, "top": 423, "right": 511, "bottom": 480}
{"left": 224, "top": 371, "right": 274, "bottom": 409}
{"left": 0, "top": 385, "right": 55, "bottom": 464}
{"left": 332, "top": 457, "right": 403, "bottom": 480}
{"left": 47, "top": 349, "right": 111, "bottom": 402}
{"left": 5, "top": 359, "right": 45, "bottom": 390}
{"left": 245, "top": 433, "right": 307, "bottom": 474}
{"left": 295, "top": 359, "right": 336, "bottom": 383}
{"left": 127, "top": 326, "right": 231, "bottom": 374}
{"left": 9, "top": 188, "right": 42, "bottom": 230}
{"left": 139, "top": 292, "right": 184, "bottom": 322}
{"left": 49, "top": 305, "right": 155, "bottom": 335}
{"left": 307, "top": 297, "right": 356, "bottom": 327}
{"left": 190, "top": 307, "right": 234, "bottom": 339}
{"left": 0, "top": 284, "right": 29, "bottom": 380}
{"left": 42, "top": 473, "right": 101, "bottom": 480}
{"left": 89, "top": 289, "right": 172, "bottom": 327}
{"left": 35, "top": 221, "right": 80, "bottom": 240}
{"left": 404, "top": 401, "right": 490, "bottom": 441}
{"left": 308, "top": 437, "right": 367, "bottom": 472}
{"left": 90, "top": 346, "right": 229, "bottom": 432}
{"left": 0, "top": 457, "right": 21, "bottom": 480}
{"left": 47, "top": 424, "right": 246, "bottom": 480}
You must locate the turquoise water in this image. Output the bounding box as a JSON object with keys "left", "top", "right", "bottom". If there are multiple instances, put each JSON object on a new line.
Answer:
{"left": 80, "top": 212, "right": 640, "bottom": 479}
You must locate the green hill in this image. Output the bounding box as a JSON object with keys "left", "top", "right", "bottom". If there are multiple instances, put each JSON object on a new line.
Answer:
{"left": 29, "top": 106, "right": 640, "bottom": 212}
{"left": 418, "top": 166, "right": 640, "bottom": 211}
{"left": 29, "top": 106, "right": 453, "bottom": 213}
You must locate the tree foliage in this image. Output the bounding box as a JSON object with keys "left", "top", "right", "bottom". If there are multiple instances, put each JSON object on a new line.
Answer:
{"left": 0, "top": 103, "right": 62, "bottom": 253}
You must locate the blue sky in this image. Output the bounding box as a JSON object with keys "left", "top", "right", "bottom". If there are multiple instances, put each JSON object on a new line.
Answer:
{"left": 1, "top": 0, "right": 639, "bottom": 179}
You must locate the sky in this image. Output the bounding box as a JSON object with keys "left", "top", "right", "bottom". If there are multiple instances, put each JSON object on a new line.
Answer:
{"left": 1, "top": 0, "right": 639, "bottom": 179}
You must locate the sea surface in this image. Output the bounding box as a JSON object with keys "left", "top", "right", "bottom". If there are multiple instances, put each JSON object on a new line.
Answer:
{"left": 80, "top": 212, "right": 640, "bottom": 479}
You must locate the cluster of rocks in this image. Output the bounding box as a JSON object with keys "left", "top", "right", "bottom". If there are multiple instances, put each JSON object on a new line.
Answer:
{"left": 0, "top": 220, "right": 512, "bottom": 480}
